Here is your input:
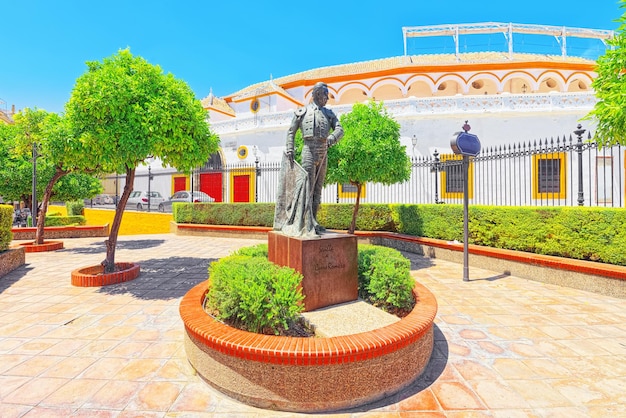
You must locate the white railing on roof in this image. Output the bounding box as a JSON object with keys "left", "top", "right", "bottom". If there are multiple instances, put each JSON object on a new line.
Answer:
{"left": 402, "top": 22, "right": 614, "bottom": 60}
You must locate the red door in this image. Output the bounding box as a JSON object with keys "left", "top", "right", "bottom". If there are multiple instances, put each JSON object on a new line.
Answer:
{"left": 233, "top": 175, "right": 250, "bottom": 202}
{"left": 174, "top": 177, "right": 186, "bottom": 193}
{"left": 200, "top": 172, "right": 223, "bottom": 202}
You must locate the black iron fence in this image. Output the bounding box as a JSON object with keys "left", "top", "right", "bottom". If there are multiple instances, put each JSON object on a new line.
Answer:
{"left": 118, "top": 127, "right": 625, "bottom": 209}
{"left": 244, "top": 127, "right": 624, "bottom": 208}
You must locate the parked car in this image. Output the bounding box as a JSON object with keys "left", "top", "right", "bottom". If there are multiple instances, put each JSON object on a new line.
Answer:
{"left": 94, "top": 194, "right": 114, "bottom": 205}
{"left": 158, "top": 191, "right": 214, "bottom": 212}
{"left": 127, "top": 191, "right": 165, "bottom": 211}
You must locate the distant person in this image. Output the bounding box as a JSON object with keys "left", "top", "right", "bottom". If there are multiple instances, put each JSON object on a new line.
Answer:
{"left": 274, "top": 82, "right": 344, "bottom": 237}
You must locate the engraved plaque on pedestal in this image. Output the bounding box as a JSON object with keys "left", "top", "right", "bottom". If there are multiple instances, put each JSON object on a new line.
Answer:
{"left": 268, "top": 231, "right": 358, "bottom": 312}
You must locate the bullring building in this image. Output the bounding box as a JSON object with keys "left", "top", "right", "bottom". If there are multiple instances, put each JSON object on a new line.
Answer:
{"left": 112, "top": 23, "right": 620, "bottom": 208}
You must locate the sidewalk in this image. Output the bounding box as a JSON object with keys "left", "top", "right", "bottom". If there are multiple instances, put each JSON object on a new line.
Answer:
{"left": 1, "top": 234, "right": 625, "bottom": 417}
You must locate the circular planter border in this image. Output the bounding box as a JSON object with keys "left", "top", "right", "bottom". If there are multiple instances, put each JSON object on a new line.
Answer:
{"left": 180, "top": 281, "right": 437, "bottom": 413}
{"left": 19, "top": 240, "right": 64, "bottom": 253}
{"left": 71, "top": 262, "right": 140, "bottom": 287}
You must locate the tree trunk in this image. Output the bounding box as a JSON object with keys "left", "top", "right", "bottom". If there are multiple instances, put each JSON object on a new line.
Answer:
{"left": 34, "top": 168, "right": 67, "bottom": 244}
{"left": 348, "top": 182, "right": 362, "bottom": 235}
{"left": 102, "top": 167, "right": 135, "bottom": 273}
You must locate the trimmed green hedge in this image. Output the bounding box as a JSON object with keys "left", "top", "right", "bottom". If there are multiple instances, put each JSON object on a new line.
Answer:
{"left": 174, "top": 202, "right": 275, "bottom": 226}
{"left": 44, "top": 215, "right": 87, "bottom": 227}
{"left": 66, "top": 201, "right": 84, "bottom": 216}
{"left": 0, "top": 205, "right": 13, "bottom": 251}
{"left": 174, "top": 202, "right": 626, "bottom": 266}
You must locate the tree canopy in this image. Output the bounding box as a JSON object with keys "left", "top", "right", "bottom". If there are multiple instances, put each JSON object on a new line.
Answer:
{"left": 0, "top": 109, "right": 101, "bottom": 208}
{"left": 585, "top": 0, "right": 626, "bottom": 147}
{"left": 65, "top": 48, "right": 220, "bottom": 271}
{"left": 327, "top": 100, "right": 411, "bottom": 233}
{"left": 65, "top": 48, "right": 218, "bottom": 174}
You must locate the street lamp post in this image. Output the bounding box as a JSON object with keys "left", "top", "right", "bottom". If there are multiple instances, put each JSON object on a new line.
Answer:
{"left": 432, "top": 149, "right": 441, "bottom": 204}
{"left": 147, "top": 165, "right": 153, "bottom": 212}
{"left": 574, "top": 124, "right": 586, "bottom": 206}
{"left": 253, "top": 146, "right": 259, "bottom": 203}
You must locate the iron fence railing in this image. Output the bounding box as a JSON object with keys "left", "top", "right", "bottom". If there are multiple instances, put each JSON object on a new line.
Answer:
{"left": 112, "top": 128, "right": 625, "bottom": 209}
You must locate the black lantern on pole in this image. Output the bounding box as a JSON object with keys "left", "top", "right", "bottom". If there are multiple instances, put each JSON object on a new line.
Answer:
{"left": 450, "top": 121, "right": 481, "bottom": 282}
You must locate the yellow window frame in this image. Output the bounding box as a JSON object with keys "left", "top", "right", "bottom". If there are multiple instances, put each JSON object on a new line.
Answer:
{"left": 171, "top": 174, "right": 190, "bottom": 195}
{"left": 532, "top": 152, "right": 566, "bottom": 199}
{"left": 229, "top": 167, "right": 256, "bottom": 203}
{"left": 440, "top": 154, "right": 474, "bottom": 199}
{"left": 338, "top": 183, "right": 366, "bottom": 199}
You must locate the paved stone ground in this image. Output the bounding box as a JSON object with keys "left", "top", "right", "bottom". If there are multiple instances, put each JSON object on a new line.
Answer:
{"left": 1, "top": 234, "right": 625, "bottom": 417}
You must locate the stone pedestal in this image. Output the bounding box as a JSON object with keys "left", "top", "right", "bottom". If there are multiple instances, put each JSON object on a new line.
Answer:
{"left": 268, "top": 231, "right": 358, "bottom": 312}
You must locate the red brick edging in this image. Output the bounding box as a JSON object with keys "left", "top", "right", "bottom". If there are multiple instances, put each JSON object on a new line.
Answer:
{"left": 180, "top": 281, "right": 437, "bottom": 412}
{"left": 18, "top": 240, "right": 64, "bottom": 253}
{"left": 71, "top": 262, "right": 140, "bottom": 287}
{"left": 11, "top": 225, "right": 109, "bottom": 240}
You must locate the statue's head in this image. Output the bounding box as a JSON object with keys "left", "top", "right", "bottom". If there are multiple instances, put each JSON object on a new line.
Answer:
{"left": 312, "top": 82, "right": 329, "bottom": 107}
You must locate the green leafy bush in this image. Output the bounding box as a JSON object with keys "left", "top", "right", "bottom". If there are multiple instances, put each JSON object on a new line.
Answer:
{"left": 318, "top": 204, "right": 394, "bottom": 231}
{"left": 44, "top": 215, "right": 87, "bottom": 226}
{"left": 357, "top": 244, "right": 415, "bottom": 313}
{"left": 174, "top": 202, "right": 626, "bottom": 266}
{"left": 66, "top": 201, "right": 84, "bottom": 216}
{"left": 0, "top": 205, "right": 13, "bottom": 251}
{"left": 174, "top": 202, "right": 275, "bottom": 226}
{"left": 206, "top": 249, "right": 304, "bottom": 335}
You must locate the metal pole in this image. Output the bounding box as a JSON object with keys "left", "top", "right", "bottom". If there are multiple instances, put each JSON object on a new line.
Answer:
{"left": 433, "top": 149, "right": 440, "bottom": 203}
{"left": 463, "top": 155, "right": 470, "bottom": 282}
{"left": 148, "top": 165, "right": 151, "bottom": 212}
{"left": 31, "top": 143, "right": 37, "bottom": 228}
{"left": 255, "top": 155, "right": 259, "bottom": 203}
{"left": 574, "top": 124, "right": 586, "bottom": 206}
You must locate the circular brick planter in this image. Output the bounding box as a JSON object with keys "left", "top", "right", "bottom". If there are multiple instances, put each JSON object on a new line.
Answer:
{"left": 180, "top": 281, "right": 437, "bottom": 413}
{"left": 71, "top": 262, "right": 140, "bottom": 287}
{"left": 19, "top": 240, "right": 64, "bottom": 253}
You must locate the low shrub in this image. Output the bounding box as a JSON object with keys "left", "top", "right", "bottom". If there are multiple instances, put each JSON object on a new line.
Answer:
{"left": 358, "top": 244, "right": 415, "bottom": 314}
{"left": 66, "top": 201, "right": 84, "bottom": 216}
{"left": 206, "top": 247, "right": 304, "bottom": 335}
{"left": 44, "top": 215, "right": 87, "bottom": 227}
{"left": 175, "top": 202, "right": 626, "bottom": 266}
{"left": 317, "top": 204, "right": 394, "bottom": 231}
{"left": 174, "top": 202, "right": 275, "bottom": 226}
{"left": 0, "top": 205, "right": 13, "bottom": 251}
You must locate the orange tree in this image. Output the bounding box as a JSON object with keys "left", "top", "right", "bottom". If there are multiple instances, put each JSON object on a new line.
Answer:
{"left": 326, "top": 100, "right": 411, "bottom": 234}
{"left": 65, "top": 49, "right": 219, "bottom": 272}
{"left": 1, "top": 109, "right": 101, "bottom": 242}
{"left": 585, "top": 0, "right": 626, "bottom": 146}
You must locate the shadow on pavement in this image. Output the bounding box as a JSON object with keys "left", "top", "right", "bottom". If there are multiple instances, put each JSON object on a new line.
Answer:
{"left": 471, "top": 272, "right": 511, "bottom": 282}
{"left": 59, "top": 239, "right": 166, "bottom": 254}
{"left": 399, "top": 250, "right": 437, "bottom": 271}
{"left": 0, "top": 265, "right": 35, "bottom": 294}
{"left": 342, "top": 324, "right": 449, "bottom": 412}
{"left": 96, "top": 256, "right": 216, "bottom": 300}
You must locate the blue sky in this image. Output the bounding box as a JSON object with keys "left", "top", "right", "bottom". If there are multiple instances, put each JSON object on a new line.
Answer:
{"left": 1, "top": 0, "right": 622, "bottom": 114}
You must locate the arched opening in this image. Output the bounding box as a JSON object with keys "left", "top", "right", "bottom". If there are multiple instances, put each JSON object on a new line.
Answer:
{"left": 468, "top": 78, "right": 498, "bottom": 95}
{"left": 337, "top": 88, "right": 368, "bottom": 104}
{"left": 371, "top": 84, "right": 403, "bottom": 101}
{"left": 406, "top": 80, "right": 433, "bottom": 97}
{"left": 435, "top": 80, "right": 460, "bottom": 96}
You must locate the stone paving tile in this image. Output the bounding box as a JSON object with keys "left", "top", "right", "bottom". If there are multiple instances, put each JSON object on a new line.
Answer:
{"left": 1, "top": 233, "right": 626, "bottom": 416}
